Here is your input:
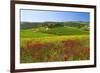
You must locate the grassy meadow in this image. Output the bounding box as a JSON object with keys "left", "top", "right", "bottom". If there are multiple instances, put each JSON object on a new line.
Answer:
{"left": 20, "top": 22, "right": 90, "bottom": 63}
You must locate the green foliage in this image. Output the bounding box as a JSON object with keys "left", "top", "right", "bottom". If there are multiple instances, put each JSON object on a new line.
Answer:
{"left": 39, "top": 26, "right": 89, "bottom": 35}
{"left": 21, "top": 21, "right": 89, "bottom": 30}
{"left": 20, "top": 29, "right": 53, "bottom": 38}
{"left": 47, "top": 23, "right": 64, "bottom": 28}
{"left": 20, "top": 22, "right": 40, "bottom": 29}
{"left": 64, "top": 22, "right": 89, "bottom": 27}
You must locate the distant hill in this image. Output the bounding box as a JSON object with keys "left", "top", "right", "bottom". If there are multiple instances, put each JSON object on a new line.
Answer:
{"left": 20, "top": 21, "right": 89, "bottom": 30}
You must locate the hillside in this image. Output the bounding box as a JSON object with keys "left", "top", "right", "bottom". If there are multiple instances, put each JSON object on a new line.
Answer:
{"left": 21, "top": 26, "right": 89, "bottom": 38}
{"left": 39, "top": 26, "right": 89, "bottom": 36}
{"left": 20, "top": 21, "right": 89, "bottom": 30}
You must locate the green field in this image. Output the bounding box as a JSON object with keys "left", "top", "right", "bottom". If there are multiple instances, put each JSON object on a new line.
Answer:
{"left": 20, "top": 22, "right": 90, "bottom": 63}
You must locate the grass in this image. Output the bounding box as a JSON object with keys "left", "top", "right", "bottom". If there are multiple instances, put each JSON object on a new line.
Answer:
{"left": 21, "top": 35, "right": 89, "bottom": 45}
{"left": 20, "top": 29, "right": 54, "bottom": 38}
{"left": 38, "top": 26, "right": 89, "bottom": 35}
{"left": 21, "top": 26, "right": 89, "bottom": 38}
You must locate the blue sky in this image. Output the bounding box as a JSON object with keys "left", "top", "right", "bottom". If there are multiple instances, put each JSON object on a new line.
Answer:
{"left": 20, "top": 9, "right": 90, "bottom": 22}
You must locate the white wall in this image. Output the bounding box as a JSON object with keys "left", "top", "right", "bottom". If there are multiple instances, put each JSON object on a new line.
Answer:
{"left": 0, "top": 0, "right": 99, "bottom": 73}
